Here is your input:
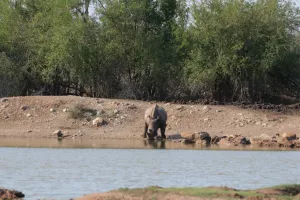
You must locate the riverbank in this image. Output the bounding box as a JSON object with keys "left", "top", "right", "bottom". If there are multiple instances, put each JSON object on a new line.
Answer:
{"left": 1, "top": 96, "right": 300, "bottom": 149}
{"left": 2, "top": 184, "right": 299, "bottom": 200}
{"left": 76, "top": 184, "right": 300, "bottom": 200}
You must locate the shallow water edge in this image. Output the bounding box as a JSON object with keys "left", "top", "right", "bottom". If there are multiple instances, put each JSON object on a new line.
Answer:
{"left": 0, "top": 137, "right": 299, "bottom": 151}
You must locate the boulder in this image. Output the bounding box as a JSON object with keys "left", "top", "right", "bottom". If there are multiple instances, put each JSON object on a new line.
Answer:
{"left": 175, "top": 105, "right": 184, "bottom": 110}
{"left": 52, "top": 130, "right": 63, "bottom": 138}
{"left": 127, "top": 104, "right": 137, "bottom": 109}
{"left": 219, "top": 135, "right": 250, "bottom": 146}
{"left": 20, "top": 105, "right": 28, "bottom": 111}
{"left": 282, "top": 132, "right": 297, "bottom": 141}
{"left": 180, "top": 132, "right": 211, "bottom": 145}
{"left": 211, "top": 136, "right": 227, "bottom": 144}
{"left": 0, "top": 188, "right": 24, "bottom": 199}
{"left": 92, "top": 117, "right": 105, "bottom": 127}
{"left": 259, "top": 134, "right": 273, "bottom": 141}
{"left": 0, "top": 98, "right": 8, "bottom": 102}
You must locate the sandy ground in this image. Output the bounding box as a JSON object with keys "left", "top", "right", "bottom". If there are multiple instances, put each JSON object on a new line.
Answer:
{"left": 0, "top": 96, "right": 300, "bottom": 140}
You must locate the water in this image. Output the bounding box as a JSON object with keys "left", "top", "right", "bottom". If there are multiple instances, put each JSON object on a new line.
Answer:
{"left": 0, "top": 140, "right": 300, "bottom": 200}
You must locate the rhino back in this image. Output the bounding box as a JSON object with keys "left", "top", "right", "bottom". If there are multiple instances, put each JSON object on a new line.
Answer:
{"left": 144, "top": 105, "right": 167, "bottom": 122}
{"left": 157, "top": 107, "right": 167, "bottom": 122}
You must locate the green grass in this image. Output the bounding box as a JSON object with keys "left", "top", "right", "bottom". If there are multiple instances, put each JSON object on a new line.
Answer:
{"left": 118, "top": 184, "right": 300, "bottom": 199}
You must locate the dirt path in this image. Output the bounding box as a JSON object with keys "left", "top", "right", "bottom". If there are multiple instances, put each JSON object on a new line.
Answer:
{"left": 1, "top": 96, "right": 300, "bottom": 141}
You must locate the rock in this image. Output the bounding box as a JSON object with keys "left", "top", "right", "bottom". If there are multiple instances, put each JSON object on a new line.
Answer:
{"left": 28, "top": 130, "right": 32, "bottom": 133}
{"left": 282, "top": 132, "right": 297, "bottom": 141}
{"left": 20, "top": 105, "right": 28, "bottom": 111}
{"left": 164, "top": 103, "right": 171, "bottom": 107}
{"left": 127, "top": 104, "right": 137, "bottom": 109}
{"left": 113, "top": 109, "right": 119, "bottom": 114}
{"left": 120, "top": 116, "right": 125, "bottom": 120}
{"left": 84, "top": 112, "right": 93, "bottom": 118}
{"left": 175, "top": 105, "right": 184, "bottom": 110}
{"left": 96, "top": 110, "right": 103, "bottom": 116}
{"left": 167, "top": 133, "right": 182, "bottom": 140}
{"left": 219, "top": 135, "right": 250, "bottom": 146}
{"left": 63, "top": 108, "right": 68, "bottom": 112}
{"left": 26, "top": 113, "right": 32, "bottom": 117}
{"left": 181, "top": 139, "right": 195, "bottom": 144}
{"left": 180, "top": 132, "right": 211, "bottom": 145}
{"left": 211, "top": 135, "right": 227, "bottom": 144}
{"left": 92, "top": 117, "right": 105, "bottom": 127}
{"left": 259, "top": 134, "right": 273, "bottom": 141}
{"left": 50, "top": 108, "right": 55, "bottom": 112}
{"left": 1, "top": 105, "right": 8, "bottom": 109}
{"left": 52, "top": 130, "right": 63, "bottom": 138}
{"left": 0, "top": 98, "right": 8, "bottom": 102}
{"left": 4, "top": 115, "right": 9, "bottom": 119}
{"left": 216, "top": 110, "right": 222, "bottom": 112}
{"left": 202, "top": 106, "right": 211, "bottom": 111}
{"left": 203, "top": 118, "right": 209, "bottom": 122}
{"left": 180, "top": 132, "right": 196, "bottom": 140}
{"left": 0, "top": 188, "right": 25, "bottom": 199}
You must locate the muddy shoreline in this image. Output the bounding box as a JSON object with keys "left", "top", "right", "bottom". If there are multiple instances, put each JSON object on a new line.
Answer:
{"left": 1, "top": 96, "right": 300, "bottom": 150}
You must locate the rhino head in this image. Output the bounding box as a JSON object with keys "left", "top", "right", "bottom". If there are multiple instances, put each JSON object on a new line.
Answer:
{"left": 146, "top": 115, "right": 160, "bottom": 139}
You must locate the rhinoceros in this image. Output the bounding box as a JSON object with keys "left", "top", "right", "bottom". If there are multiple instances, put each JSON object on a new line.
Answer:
{"left": 143, "top": 104, "right": 167, "bottom": 140}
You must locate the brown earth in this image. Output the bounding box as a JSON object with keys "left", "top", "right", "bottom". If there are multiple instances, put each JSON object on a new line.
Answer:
{"left": 1, "top": 96, "right": 300, "bottom": 145}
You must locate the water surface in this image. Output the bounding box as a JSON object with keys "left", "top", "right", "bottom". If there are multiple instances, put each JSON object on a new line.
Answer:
{"left": 0, "top": 146, "right": 299, "bottom": 200}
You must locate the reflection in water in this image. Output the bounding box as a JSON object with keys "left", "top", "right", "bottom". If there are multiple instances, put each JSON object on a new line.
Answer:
{"left": 0, "top": 137, "right": 298, "bottom": 151}
{"left": 143, "top": 140, "right": 166, "bottom": 149}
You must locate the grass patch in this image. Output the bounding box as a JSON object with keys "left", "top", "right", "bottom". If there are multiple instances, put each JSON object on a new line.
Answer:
{"left": 117, "top": 185, "right": 300, "bottom": 199}
{"left": 68, "top": 104, "right": 97, "bottom": 120}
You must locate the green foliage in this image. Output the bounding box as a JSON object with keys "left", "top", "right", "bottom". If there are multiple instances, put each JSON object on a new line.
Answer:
{"left": 185, "top": 0, "right": 300, "bottom": 102}
{"left": 0, "top": 0, "right": 300, "bottom": 103}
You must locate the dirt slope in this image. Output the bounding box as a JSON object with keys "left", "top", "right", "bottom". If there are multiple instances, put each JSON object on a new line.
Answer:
{"left": 1, "top": 96, "right": 300, "bottom": 139}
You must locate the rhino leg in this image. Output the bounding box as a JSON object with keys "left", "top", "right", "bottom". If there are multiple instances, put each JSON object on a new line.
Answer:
{"left": 143, "top": 123, "right": 148, "bottom": 138}
{"left": 161, "top": 127, "right": 166, "bottom": 139}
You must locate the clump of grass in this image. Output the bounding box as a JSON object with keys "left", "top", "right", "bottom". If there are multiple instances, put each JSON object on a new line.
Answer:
{"left": 117, "top": 185, "right": 300, "bottom": 199}
{"left": 69, "top": 104, "right": 97, "bottom": 120}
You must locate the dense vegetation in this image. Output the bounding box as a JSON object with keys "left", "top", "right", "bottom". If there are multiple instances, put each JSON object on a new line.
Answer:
{"left": 0, "top": 0, "right": 300, "bottom": 103}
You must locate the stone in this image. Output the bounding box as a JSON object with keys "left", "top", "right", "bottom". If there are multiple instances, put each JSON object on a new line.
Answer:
{"left": 20, "top": 105, "right": 28, "bottom": 111}
{"left": 63, "top": 108, "right": 68, "bottom": 112}
{"left": 4, "top": 115, "right": 9, "bottom": 119}
{"left": 282, "top": 132, "right": 297, "bottom": 141}
{"left": 180, "top": 132, "right": 195, "bottom": 141}
{"left": 52, "top": 130, "right": 63, "bottom": 138}
{"left": 26, "top": 113, "right": 32, "bottom": 117}
{"left": 175, "top": 105, "right": 184, "bottom": 110}
{"left": 0, "top": 188, "right": 25, "bottom": 199}
{"left": 216, "top": 110, "right": 222, "bottom": 112}
{"left": 259, "top": 134, "right": 273, "bottom": 141}
{"left": 167, "top": 133, "right": 182, "bottom": 140}
{"left": 202, "top": 106, "right": 211, "bottom": 111}
{"left": 1, "top": 105, "right": 8, "bottom": 109}
{"left": 50, "top": 108, "right": 55, "bottom": 112}
{"left": 113, "top": 109, "right": 119, "bottom": 114}
{"left": 127, "top": 104, "right": 137, "bottom": 109}
{"left": 92, "top": 117, "right": 105, "bottom": 127}
{"left": 120, "top": 116, "right": 125, "bottom": 120}
{"left": 0, "top": 98, "right": 8, "bottom": 102}
{"left": 164, "top": 103, "right": 171, "bottom": 107}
